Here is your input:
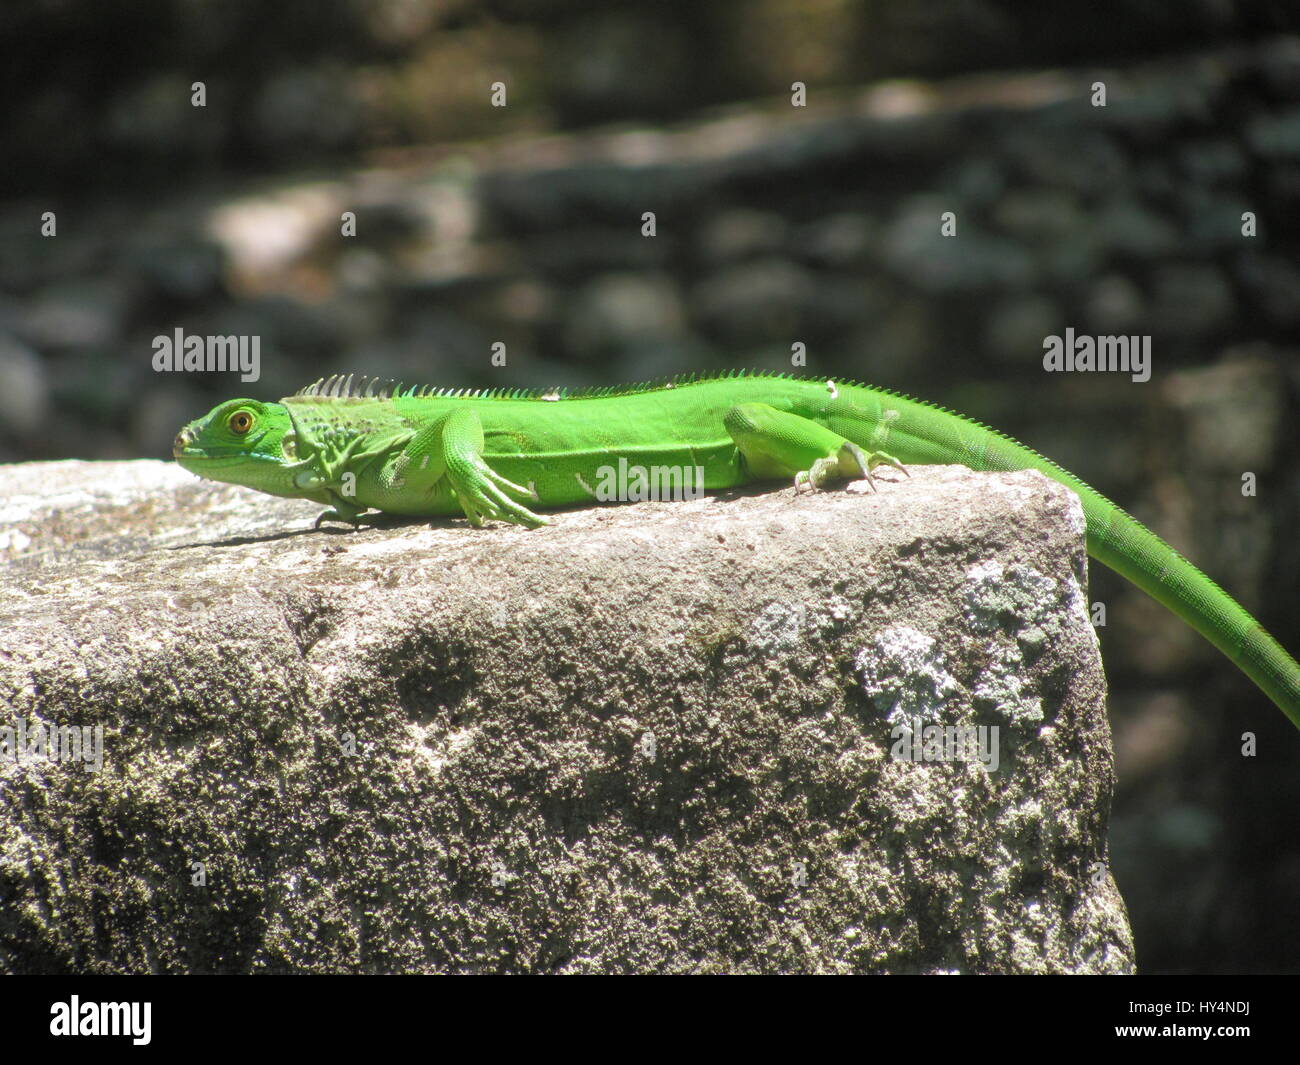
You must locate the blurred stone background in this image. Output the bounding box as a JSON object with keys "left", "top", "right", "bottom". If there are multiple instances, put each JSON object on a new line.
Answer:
{"left": 1, "top": 0, "right": 1298, "bottom": 972}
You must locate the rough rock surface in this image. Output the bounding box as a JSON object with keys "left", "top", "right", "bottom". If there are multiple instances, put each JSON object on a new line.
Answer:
{"left": 0, "top": 460, "right": 1133, "bottom": 973}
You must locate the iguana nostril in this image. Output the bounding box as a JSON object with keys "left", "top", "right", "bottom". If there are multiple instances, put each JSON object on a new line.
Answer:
{"left": 173, "top": 429, "right": 194, "bottom": 457}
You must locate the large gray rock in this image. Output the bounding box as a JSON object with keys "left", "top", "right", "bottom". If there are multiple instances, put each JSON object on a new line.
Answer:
{"left": 0, "top": 460, "right": 1133, "bottom": 973}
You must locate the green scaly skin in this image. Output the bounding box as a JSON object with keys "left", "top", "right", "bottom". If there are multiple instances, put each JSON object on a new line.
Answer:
{"left": 174, "top": 371, "right": 1300, "bottom": 729}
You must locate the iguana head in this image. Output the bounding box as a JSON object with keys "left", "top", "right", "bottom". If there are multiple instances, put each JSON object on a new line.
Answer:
{"left": 174, "top": 399, "right": 303, "bottom": 496}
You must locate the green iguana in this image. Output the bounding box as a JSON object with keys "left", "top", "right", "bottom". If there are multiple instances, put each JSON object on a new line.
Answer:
{"left": 174, "top": 371, "right": 1300, "bottom": 728}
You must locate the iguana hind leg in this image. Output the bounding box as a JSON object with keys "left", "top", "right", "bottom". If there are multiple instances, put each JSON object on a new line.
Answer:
{"left": 723, "top": 402, "right": 907, "bottom": 493}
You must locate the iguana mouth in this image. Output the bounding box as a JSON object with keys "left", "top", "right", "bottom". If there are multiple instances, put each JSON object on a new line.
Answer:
{"left": 172, "top": 428, "right": 270, "bottom": 467}
{"left": 172, "top": 425, "right": 271, "bottom": 464}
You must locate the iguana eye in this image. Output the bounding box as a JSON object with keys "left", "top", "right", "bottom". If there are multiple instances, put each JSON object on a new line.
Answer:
{"left": 228, "top": 410, "right": 254, "bottom": 435}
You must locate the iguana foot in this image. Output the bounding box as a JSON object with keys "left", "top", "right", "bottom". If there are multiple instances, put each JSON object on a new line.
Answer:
{"left": 314, "top": 507, "right": 376, "bottom": 529}
{"left": 793, "top": 443, "right": 908, "bottom": 493}
{"left": 457, "top": 479, "right": 548, "bottom": 529}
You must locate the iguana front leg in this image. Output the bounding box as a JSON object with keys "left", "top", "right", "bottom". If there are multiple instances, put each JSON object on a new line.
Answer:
{"left": 288, "top": 429, "right": 386, "bottom": 528}
{"left": 382, "top": 407, "right": 545, "bottom": 528}
{"left": 723, "top": 402, "right": 907, "bottom": 492}
{"left": 313, "top": 492, "right": 371, "bottom": 528}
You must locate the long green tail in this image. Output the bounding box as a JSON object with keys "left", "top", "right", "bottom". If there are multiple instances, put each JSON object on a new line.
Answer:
{"left": 1084, "top": 497, "right": 1300, "bottom": 728}
{"left": 875, "top": 391, "right": 1300, "bottom": 728}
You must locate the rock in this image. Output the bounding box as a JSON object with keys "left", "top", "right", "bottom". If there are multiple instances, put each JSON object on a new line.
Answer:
{"left": 1258, "top": 37, "right": 1300, "bottom": 101}
{"left": 1092, "top": 199, "right": 1180, "bottom": 258}
{"left": 104, "top": 74, "right": 206, "bottom": 152}
{"left": 881, "top": 200, "right": 1034, "bottom": 292}
{"left": 551, "top": 12, "right": 694, "bottom": 122}
{"left": 206, "top": 184, "right": 345, "bottom": 288}
{"left": 848, "top": 297, "right": 937, "bottom": 379}
{"left": 1003, "top": 130, "right": 1125, "bottom": 194}
{"left": 1179, "top": 139, "right": 1246, "bottom": 185}
{"left": 1265, "top": 163, "right": 1300, "bottom": 210}
{"left": 18, "top": 279, "right": 135, "bottom": 350}
{"left": 1149, "top": 264, "right": 1235, "bottom": 338}
{"left": 335, "top": 248, "right": 390, "bottom": 294}
{"left": 563, "top": 272, "right": 688, "bottom": 358}
{"left": 1162, "top": 353, "right": 1284, "bottom": 608}
{"left": 1084, "top": 276, "right": 1145, "bottom": 334}
{"left": 984, "top": 295, "right": 1060, "bottom": 363}
{"left": 0, "top": 333, "right": 50, "bottom": 442}
{"left": 790, "top": 212, "right": 879, "bottom": 268}
{"left": 950, "top": 157, "right": 1006, "bottom": 209}
{"left": 992, "top": 190, "right": 1085, "bottom": 244}
{"left": 1185, "top": 200, "right": 1255, "bottom": 251}
{"left": 1245, "top": 107, "right": 1300, "bottom": 159}
{"left": 1235, "top": 251, "right": 1300, "bottom": 328}
{"left": 1163, "top": 353, "right": 1285, "bottom": 473}
{"left": 1098, "top": 78, "right": 1218, "bottom": 139}
{"left": 691, "top": 259, "right": 816, "bottom": 342}
{"left": 697, "top": 209, "right": 789, "bottom": 263}
{"left": 525, "top": 229, "right": 672, "bottom": 276}
{"left": 0, "top": 460, "right": 1133, "bottom": 973}
{"left": 123, "top": 239, "right": 225, "bottom": 301}
{"left": 252, "top": 66, "right": 365, "bottom": 152}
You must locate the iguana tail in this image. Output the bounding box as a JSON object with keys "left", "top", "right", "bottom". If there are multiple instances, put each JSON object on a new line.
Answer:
{"left": 859, "top": 385, "right": 1300, "bottom": 727}
{"left": 941, "top": 413, "right": 1300, "bottom": 727}
{"left": 1083, "top": 498, "right": 1300, "bottom": 728}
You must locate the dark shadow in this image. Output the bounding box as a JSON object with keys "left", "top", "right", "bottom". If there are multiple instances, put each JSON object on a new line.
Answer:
{"left": 166, "top": 512, "right": 456, "bottom": 550}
